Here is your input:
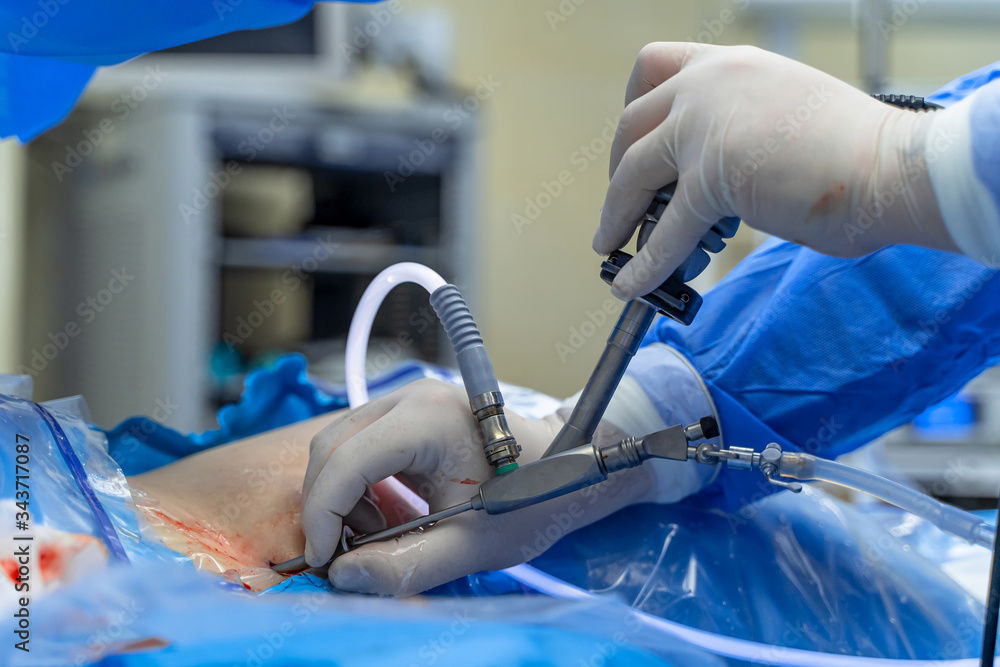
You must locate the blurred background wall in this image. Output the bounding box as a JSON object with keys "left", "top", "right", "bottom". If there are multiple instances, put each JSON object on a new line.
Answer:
{"left": 2, "top": 0, "right": 999, "bottom": 419}
{"left": 0, "top": 140, "right": 25, "bottom": 373}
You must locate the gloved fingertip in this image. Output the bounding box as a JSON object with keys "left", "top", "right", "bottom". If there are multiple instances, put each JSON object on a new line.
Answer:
{"left": 330, "top": 561, "right": 372, "bottom": 593}
{"left": 594, "top": 205, "right": 620, "bottom": 254}
{"left": 592, "top": 230, "right": 609, "bottom": 254}
{"left": 304, "top": 539, "right": 327, "bottom": 569}
{"left": 611, "top": 267, "right": 638, "bottom": 301}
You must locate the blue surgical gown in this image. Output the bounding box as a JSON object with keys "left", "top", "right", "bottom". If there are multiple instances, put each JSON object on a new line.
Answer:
{"left": 0, "top": 0, "right": 374, "bottom": 141}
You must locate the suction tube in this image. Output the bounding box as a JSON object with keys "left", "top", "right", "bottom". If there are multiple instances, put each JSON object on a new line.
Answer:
{"left": 344, "top": 263, "right": 448, "bottom": 511}
{"left": 346, "top": 263, "right": 520, "bottom": 483}
{"left": 345, "top": 263, "right": 447, "bottom": 408}
{"left": 779, "top": 451, "right": 995, "bottom": 549}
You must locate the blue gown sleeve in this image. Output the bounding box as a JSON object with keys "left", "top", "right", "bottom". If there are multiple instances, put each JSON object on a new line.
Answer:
{"left": 643, "top": 239, "right": 1000, "bottom": 512}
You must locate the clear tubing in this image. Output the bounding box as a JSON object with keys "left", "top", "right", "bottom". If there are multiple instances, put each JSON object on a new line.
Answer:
{"left": 345, "top": 263, "right": 447, "bottom": 513}
{"left": 780, "top": 452, "right": 995, "bottom": 549}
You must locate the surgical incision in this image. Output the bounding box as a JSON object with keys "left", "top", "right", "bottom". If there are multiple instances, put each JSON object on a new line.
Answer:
{"left": 127, "top": 410, "right": 419, "bottom": 592}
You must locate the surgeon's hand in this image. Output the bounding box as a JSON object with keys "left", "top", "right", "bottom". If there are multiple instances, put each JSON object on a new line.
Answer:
{"left": 596, "top": 43, "right": 958, "bottom": 300}
{"left": 301, "top": 379, "right": 663, "bottom": 597}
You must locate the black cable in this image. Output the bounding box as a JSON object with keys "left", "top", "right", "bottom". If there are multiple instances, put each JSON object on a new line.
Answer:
{"left": 870, "top": 93, "right": 943, "bottom": 111}
{"left": 982, "top": 490, "right": 1000, "bottom": 667}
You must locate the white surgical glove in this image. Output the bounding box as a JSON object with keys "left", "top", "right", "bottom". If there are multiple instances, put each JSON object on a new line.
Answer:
{"left": 301, "top": 370, "right": 713, "bottom": 597}
{"left": 595, "top": 42, "right": 959, "bottom": 300}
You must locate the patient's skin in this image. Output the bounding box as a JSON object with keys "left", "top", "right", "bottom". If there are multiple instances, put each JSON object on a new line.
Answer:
{"left": 129, "top": 410, "right": 417, "bottom": 591}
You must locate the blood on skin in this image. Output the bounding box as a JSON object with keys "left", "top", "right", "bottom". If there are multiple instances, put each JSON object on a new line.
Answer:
{"left": 142, "top": 507, "right": 257, "bottom": 568}
{"left": 135, "top": 475, "right": 422, "bottom": 591}
{"left": 140, "top": 505, "right": 307, "bottom": 592}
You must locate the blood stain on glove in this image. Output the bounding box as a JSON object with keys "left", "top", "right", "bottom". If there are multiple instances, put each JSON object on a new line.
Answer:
{"left": 807, "top": 180, "right": 847, "bottom": 222}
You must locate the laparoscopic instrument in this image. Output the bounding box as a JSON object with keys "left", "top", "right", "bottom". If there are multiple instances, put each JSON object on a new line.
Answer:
{"left": 273, "top": 181, "right": 996, "bottom": 577}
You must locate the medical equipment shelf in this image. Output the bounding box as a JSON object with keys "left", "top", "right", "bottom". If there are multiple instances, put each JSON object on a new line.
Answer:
{"left": 20, "top": 74, "right": 480, "bottom": 431}
{"left": 220, "top": 238, "right": 443, "bottom": 275}
{"left": 880, "top": 441, "right": 1000, "bottom": 502}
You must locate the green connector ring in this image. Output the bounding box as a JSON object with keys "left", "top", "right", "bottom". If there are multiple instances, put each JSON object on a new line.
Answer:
{"left": 495, "top": 463, "right": 519, "bottom": 476}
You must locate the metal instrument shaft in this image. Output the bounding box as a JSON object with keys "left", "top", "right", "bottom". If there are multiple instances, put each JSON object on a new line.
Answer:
{"left": 271, "top": 501, "right": 474, "bottom": 575}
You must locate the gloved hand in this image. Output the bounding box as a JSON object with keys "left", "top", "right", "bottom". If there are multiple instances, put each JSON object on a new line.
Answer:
{"left": 300, "top": 377, "right": 705, "bottom": 597}
{"left": 594, "top": 42, "right": 959, "bottom": 300}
